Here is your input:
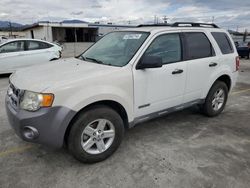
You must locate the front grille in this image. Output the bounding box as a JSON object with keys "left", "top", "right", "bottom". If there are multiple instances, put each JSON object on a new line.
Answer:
{"left": 8, "top": 83, "right": 23, "bottom": 108}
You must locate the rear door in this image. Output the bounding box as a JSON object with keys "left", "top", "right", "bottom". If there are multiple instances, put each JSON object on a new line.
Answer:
{"left": 182, "top": 31, "right": 219, "bottom": 103}
{"left": 21, "top": 40, "right": 54, "bottom": 66}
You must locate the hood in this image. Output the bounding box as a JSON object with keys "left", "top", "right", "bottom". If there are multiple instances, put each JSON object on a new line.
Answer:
{"left": 10, "top": 58, "right": 120, "bottom": 92}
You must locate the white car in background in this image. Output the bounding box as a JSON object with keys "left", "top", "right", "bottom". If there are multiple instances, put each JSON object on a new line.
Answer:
{"left": 0, "top": 36, "right": 8, "bottom": 44}
{"left": 0, "top": 39, "right": 62, "bottom": 74}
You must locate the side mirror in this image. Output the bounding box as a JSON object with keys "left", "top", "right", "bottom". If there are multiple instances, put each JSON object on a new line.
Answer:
{"left": 136, "top": 55, "right": 163, "bottom": 70}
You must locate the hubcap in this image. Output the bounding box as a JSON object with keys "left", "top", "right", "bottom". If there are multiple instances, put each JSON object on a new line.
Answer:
{"left": 212, "top": 88, "right": 225, "bottom": 111}
{"left": 81, "top": 119, "right": 115, "bottom": 155}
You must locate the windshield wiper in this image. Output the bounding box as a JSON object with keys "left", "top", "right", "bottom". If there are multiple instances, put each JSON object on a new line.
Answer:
{"left": 80, "top": 56, "right": 114, "bottom": 66}
{"left": 84, "top": 56, "right": 104, "bottom": 64}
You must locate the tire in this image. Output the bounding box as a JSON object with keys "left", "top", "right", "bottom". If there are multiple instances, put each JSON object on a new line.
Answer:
{"left": 68, "top": 105, "right": 124, "bottom": 163}
{"left": 202, "top": 81, "right": 228, "bottom": 117}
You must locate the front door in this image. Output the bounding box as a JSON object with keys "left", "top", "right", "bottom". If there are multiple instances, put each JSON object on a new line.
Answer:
{"left": 0, "top": 41, "right": 25, "bottom": 73}
{"left": 133, "top": 32, "right": 187, "bottom": 117}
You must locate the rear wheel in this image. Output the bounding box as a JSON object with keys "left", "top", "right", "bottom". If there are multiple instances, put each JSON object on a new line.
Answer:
{"left": 202, "top": 81, "right": 228, "bottom": 117}
{"left": 68, "top": 105, "right": 124, "bottom": 163}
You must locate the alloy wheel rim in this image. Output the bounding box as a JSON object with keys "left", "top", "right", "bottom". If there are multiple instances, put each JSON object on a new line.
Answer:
{"left": 212, "top": 88, "right": 225, "bottom": 111}
{"left": 81, "top": 119, "right": 115, "bottom": 155}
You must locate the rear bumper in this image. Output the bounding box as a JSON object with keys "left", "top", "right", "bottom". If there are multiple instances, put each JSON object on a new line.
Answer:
{"left": 5, "top": 95, "right": 76, "bottom": 148}
{"left": 231, "top": 71, "right": 239, "bottom": 92}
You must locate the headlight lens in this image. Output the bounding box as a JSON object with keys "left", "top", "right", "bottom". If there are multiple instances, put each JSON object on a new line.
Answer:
{"left": 20, "top": 91, "right": 54, "bottom": 111}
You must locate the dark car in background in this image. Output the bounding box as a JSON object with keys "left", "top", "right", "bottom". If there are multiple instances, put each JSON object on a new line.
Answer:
{"left": 235, "top": 42, "right": 249, "bottom": 58}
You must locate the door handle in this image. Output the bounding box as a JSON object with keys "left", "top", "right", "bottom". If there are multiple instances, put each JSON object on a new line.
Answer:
{"left": 172, "top": 69, "right": 183, "bottom": 74}
{"left": 209, "top": 62, "right": 217, "bottom": 67}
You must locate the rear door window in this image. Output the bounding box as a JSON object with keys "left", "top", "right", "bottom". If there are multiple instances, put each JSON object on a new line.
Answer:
{"left": 184, "top": 32, "right": 214, "bottom": 60}
{"left": 211, "top": 32, "right": 234, "bottom": 54}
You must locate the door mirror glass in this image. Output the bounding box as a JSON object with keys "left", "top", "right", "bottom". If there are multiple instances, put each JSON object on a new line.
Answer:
{"left": 136, "top": 55, "right": 163, "bottom": 69}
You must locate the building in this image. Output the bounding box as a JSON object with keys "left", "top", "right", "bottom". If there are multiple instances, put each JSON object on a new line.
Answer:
{"left": 22, "top": 20, "right": 136, "bottom": 43}
{"left": 0, "top": 30, "right": 25, "bottom": 39}
{"left": 21, "top": 20, "right": 136, "bottom": 57}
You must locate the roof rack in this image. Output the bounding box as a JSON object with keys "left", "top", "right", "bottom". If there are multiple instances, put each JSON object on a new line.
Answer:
{"left": 137, "top": 23, "right": 171, "bottom": 27}
{"left": 171, "top": 22, "right": 219, "bottom": 28}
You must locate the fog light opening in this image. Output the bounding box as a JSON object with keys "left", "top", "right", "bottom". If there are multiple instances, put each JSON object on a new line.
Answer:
{"left": 23, "top": 126, "right": 39, "bottom": 140}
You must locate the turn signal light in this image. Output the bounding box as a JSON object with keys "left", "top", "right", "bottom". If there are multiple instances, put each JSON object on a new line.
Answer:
{"left": 41, "top": 94, "right": 54, "bottom": 107}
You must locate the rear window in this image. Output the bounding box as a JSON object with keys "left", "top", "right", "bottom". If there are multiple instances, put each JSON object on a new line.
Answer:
{"left": 39, "top": 41, "right": 53, "bottom": 49}
{"left": 184, "top": 32, "right": 214, "bottom": 60}
{"left": 211, "top": 32, "right": 234, "bottom": 54}
{"left": 27, "top": 41, "right": 53, "bottom": 51}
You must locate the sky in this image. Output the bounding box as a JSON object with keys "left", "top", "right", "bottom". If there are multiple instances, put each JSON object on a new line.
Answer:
{"left": 0, "top": 0, "right": 250, "bottom": 31}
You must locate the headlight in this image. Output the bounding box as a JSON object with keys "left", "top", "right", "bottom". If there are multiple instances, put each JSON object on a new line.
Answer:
{"left": 20, "top": 91, "right": 54, "bottom": 111}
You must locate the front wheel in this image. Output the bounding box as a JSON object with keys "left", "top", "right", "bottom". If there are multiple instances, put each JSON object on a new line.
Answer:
{"left": 68, "top": 105, "right": 124, "bottom": 163}
{"left": 202, "top": 81, "right": 228, "bottom": 117}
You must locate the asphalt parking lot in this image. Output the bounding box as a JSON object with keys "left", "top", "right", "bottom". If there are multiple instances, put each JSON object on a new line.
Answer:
{"left": 0, "top": 60, "right": 250, "bottom": 188}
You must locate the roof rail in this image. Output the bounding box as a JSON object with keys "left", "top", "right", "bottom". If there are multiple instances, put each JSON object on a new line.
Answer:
{"left": 171, "top": 22, "right": 219, "bottom": 28}
{"left": 137, "top": 23, "right": 171, "bottom": 27}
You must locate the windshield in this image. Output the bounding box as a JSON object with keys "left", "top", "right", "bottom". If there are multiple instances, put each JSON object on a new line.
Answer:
{"left": 79, "top": 31, "right": 149, "bottom": 67}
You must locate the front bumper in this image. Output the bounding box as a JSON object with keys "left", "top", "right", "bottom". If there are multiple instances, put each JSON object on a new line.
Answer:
{"left": 5, "top": 95, "right": 76, "bottom": 148}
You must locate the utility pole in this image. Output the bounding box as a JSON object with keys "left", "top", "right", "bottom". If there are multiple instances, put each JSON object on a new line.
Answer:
{"left": 212, "top": 16, "right": 215, "bottom": 23}
{"left": 162, "top": 16, "right": 168, "bottom": 24}
{"left": 154, "top": 15, "right": 160, "bottom": 24}
{"left": 74, "top": 27, "right": 77, "bottom": 56}
{"left": 8, "top": 21, "right": 13, "bottom": 38}
{"left": 243, "top": 29, "right": 248, "bottom": 42}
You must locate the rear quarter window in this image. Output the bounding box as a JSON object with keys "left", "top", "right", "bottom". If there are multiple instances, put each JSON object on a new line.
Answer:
{"left": 39, "top": 41, "right": 53, "bottom": 49}
{"left": 27, "top": 41, "right": 53, "bottom": 51}
{"left": 211, "top": 32, "right": 234, "bottom": 54}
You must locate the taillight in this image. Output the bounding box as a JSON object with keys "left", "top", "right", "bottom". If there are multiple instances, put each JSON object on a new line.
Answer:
{"left": 236, "top": 56, "right": 240, "bottom": 71}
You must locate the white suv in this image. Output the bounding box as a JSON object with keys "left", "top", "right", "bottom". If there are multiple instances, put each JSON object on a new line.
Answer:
{"left": 5, "top": 23, "right": 239, "bottom": 163}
